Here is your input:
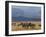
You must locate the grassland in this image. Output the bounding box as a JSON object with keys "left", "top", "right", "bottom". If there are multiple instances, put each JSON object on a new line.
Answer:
{"left": 11, "top": 21, "right": 41, "bottom": 31}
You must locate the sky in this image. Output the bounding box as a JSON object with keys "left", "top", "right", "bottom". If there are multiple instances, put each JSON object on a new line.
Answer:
{"left": 12, "top": 6, "right": 41, "bottom": 18}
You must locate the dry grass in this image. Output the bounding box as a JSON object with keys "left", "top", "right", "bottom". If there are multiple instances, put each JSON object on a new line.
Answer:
{"left": 11, "top": 21, "right": 41, "bottom": 31}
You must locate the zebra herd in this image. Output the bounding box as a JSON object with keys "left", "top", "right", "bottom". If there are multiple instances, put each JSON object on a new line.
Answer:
{"left": 12, "top": 22, "right": 41, "bottom": 29}
{"left": 13, "top": 23, "right": 41, "bottom": 29}
{"left": 18, "top": 23, "right": 35, "bottom": 28}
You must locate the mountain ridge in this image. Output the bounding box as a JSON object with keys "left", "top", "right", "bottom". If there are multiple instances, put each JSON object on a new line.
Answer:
{"left": 12, "top": 16, "right": 41, "bottom": 21}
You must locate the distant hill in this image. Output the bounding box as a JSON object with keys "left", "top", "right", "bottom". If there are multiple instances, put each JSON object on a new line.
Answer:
{"left": 12, "top": 16, "right": 41, "bottom": 21}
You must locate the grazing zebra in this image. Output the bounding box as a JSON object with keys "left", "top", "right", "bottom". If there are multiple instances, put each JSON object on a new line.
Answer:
{"left": 17, "top": 23, "right": 35, "bottom": 29}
